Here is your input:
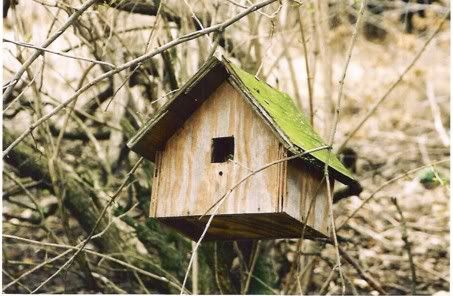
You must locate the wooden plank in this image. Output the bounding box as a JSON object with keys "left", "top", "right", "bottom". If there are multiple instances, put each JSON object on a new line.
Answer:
{"left": 225, "top": 61, "right": 357, "bottom": 187}
{"left": 130, "top": 57, "right": 358, "bottom": 188}
{"left": 276, "top": 144, "right": 287, "bottom": 212}
{"left": 153, "top": 81, "right": 281, "bottom": 218}
{"left": 128, "top": 57, "right": 227, "bottom": 162}
{"left": 149, "top": 151, "right": 162, "bottom": 217}
{"left": 276, "top": 147, "right": 282, "bottom": 212}
{"left": 157, "top": 212, "right": 327, "bottom": 241}
{"left": 284, "top": 161, "right": 332, "bottom": 236}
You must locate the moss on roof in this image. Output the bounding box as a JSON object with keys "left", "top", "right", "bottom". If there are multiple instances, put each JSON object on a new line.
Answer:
{"left": 226, "top": 62, "right": 354, "bottom": 181}
{"left": 128, "top": 56, "right": 356, "bottom": 184}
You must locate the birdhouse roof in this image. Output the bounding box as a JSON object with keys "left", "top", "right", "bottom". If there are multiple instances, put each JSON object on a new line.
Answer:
{"left": 127, "top": 56, "right": 358, "bottom": 187}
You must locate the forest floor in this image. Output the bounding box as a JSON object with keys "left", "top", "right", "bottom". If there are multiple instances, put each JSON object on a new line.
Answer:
{"left": 276, "top": 13, "right": 450, "bottom": 295}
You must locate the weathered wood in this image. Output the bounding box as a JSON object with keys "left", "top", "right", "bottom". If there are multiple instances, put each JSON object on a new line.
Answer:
{"left": 149, "top": 151, "right": 162, "bottom": 217}
{"left": 128, "top": 58, "right": 228, "bottom": 161}
{"left": 129, "top": 57, "right": 359, "bottom": 188}
{"left": 157, "top": 213, "right": 325, "bottom": 241}
{"left": 284, "top": 160, "right": 331, "bottom": 236}
{"left": 152, "top": 81, "right": 282, "bottom": 218}
{"left": 277, "top": 144, "right": 287, "bottom": 212}
{"left": 147, "top": 81, "right": 334, "bottom": 239}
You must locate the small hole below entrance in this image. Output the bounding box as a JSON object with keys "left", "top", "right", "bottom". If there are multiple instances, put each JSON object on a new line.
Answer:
{"left": 219, "top": 171, "right": 223, "bottom": 176}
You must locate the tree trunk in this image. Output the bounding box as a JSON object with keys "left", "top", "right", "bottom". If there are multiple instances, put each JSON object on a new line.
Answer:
{"left": 3, "top": 130, "right": 174, "bottom": 292}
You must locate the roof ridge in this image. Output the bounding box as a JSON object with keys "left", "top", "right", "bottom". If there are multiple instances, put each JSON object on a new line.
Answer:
{"left": 223, "top": 59, "right": 356, "bottom": 184}
{"left": 128, "top": 55, "right": 357, "bottom": 186}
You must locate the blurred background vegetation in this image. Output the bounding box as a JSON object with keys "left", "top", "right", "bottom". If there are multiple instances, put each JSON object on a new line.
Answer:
{"left": 2, "top": 0, "right": 450, "bottom": 294}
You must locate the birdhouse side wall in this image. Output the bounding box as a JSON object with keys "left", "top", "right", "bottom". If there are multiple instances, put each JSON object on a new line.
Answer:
{"left": 150, "top": 81, "right": 284, "bottom": 218}
{"left": 284, "top": 161, "right": 332, "bottom": 236}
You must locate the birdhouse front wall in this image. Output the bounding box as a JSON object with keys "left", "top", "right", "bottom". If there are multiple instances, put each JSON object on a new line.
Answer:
{"left": 150, "top": 81, "right": 284, "bottom": 218}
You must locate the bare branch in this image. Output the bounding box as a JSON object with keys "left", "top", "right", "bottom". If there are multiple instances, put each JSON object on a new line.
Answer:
{"left": 337, "top": 158, "right": 449, "bottom": 231}
{"left": 426, "top": 77, "right": 449, "bottom": 146}
{"left": 297, "top": 5, "right": 314, "bottom": 126}
{"left": 182, "top": 145, "right": 330, "bottom": 294}
{"left": 322, "top": 1, "right": 368, "bottom": 294}
{"left": 391, "top": 197, "right": 417, "bottom": 295}
{"left": 3, "top": 234, "right": 186, "bottom": 292}
{"left": 339, "top": 247, "right": 387, "bottom": 295}
{"left": 3, "top": 0, "right": 100, "bottom": 101}
{"left": 3, "top": 0, "right": 277, "bottom": 157}
{"left": 338, "top": 11, "right": 450, "bottom": 151}
{"left": 3, "top": 38, "right": 117, "bottom": 68}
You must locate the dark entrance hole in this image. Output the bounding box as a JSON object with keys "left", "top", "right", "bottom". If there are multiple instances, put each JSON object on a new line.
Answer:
{"left": 211, "top": 136, "right": 234, "bottom": 163}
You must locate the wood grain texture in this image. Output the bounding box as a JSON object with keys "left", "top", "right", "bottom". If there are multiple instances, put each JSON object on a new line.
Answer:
{"left": 157, "top": 213, "right": 326, "bottom": 241}
{"left": 149, "top": 151, "right": 162, "bottom": 217}
{"left": 128, "top": 58, "right": 228, "bottom": 161}
{"left": 151, "top": 81, "right": 282, "bottom": 218}
{"left": 149, "top": 80, "right": 332, "bottom": 240}
{"left": 284, "top": 160, "right": 332, "bottom": 236}
{"left": 276, "top": 144, "right": 287, "bottom": 212}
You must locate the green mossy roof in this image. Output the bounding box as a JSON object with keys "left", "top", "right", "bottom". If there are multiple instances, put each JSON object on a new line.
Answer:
{"left": 128, "top": 56, "right": 356, "bottom": 185}
{"left": 226, "top": 62, "right": 354, "bottom": 181}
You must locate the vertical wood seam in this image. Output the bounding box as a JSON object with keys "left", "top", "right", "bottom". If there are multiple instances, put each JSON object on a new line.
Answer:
{"left": 150, "top": 151, "right": 162, "bottom": 217}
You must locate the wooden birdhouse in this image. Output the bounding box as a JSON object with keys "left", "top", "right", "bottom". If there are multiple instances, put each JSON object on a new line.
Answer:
{"left": 127, "top": 56, "right": 358, "bottom": 241}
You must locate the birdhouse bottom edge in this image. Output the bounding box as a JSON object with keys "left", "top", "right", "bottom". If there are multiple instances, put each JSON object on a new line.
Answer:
{"left": 155, "top": 212, "right": 328, "bottom": 241}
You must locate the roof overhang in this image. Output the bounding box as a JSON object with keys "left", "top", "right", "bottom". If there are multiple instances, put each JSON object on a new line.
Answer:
{"left": 127, "top": 56, "right": 360, "bottom": 188}
{"left": 127, "top": 57, "right": 227, "bottom": 161}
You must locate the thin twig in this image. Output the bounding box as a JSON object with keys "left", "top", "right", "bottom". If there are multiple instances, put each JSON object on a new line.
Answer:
{"left": 182, "top": 0, "right": 212, "bottom": 48}
{"left": 425, "top": 77, "right": 449, "bottom": 147}
{"left": 343, "top": 272, "right": 359, "bottom": 296}
{"left": 322, "top": 1, "right": 367, "bottom": 294}
{"left": 3, "top": 171, "right": 61, "bottom": 242}
{"left": 213, "top": 242, "right": 224, "bottom": 294}
{"left": 318, "top": 267, "right": 336, "bottom": 295}
{"left": 3, "top": 38, "right": 117, "bottom": 68}
{"left": 30, "top": 158, "right": 145, "bottom": 293}
{"left": 92, "top": 272, "right": 127, "bottom": 293}
{"left": 242, "top": 241, "right": 261, "bottom": 295}
{"left": 2, "top": 270, "right": 33, "bottom": 293}
{"left": 294, "top": 256, "right": 316, "bottom": 295}
{"left": 284, "top": 176, "right": 326, "bottom": 294}
{"left": 3, "top": 0, "right": 100, "bottom": 101}
{"left": 337, "top": 158, "right": 448, "bottom": 231}
{"left": 103, "top": 0, "right": 164, "bottom": 113}
{"left": 279, "top": 9, "right": 303, "bottom": 110}
{"left": 233, "top": 242, "right": 249, "bottom": 291}
{"left": 244, "top": 271, "right": 279, "bottom": 294}
{"left": 313, "top": 0, "right": 333, "bottom": 137}
{"left": 61, "top": 25, "right": 167, "bottom": 52}
{"left": 2, "top": 235, "right": 186, "bottom": 292}
{"left": 3, "top": 73, "right": 38, "bottom": 112}
{"left": 2, "top": 246, "right": 73, "bottom": 291}
{"left": 391, "top": 197, "right": 417, "bottom": 295}
{"left": 3, "top": 0, "right": 277, "bottom": 157}
{"left": 191, "top": 241, "right": 199, "bottom": 295}
{"left": 181, "top": 146, "right": 330, "bottom": 294}
{"left": 297, "top": 5, "right": 314, "bottom": 126}
{"left": 338, "top": 247, "right": 387, "bottom": 295}
{"left": 338, "top": 11, "right": 450, "bottom": 152}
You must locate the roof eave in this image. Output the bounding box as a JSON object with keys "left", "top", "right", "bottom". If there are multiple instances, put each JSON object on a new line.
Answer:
{"left": 127, "top": 56, "right": 358, "bottom": 187}
{"left": 223, "top": 59, "right": 358, "bottom": 187}
{"left": 127, "top": 56, "right": 226, "bottom": 161}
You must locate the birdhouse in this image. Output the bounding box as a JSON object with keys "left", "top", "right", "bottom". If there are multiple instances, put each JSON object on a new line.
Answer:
{"left": 127, "top": 56, "right": 358, "bottom": 241}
